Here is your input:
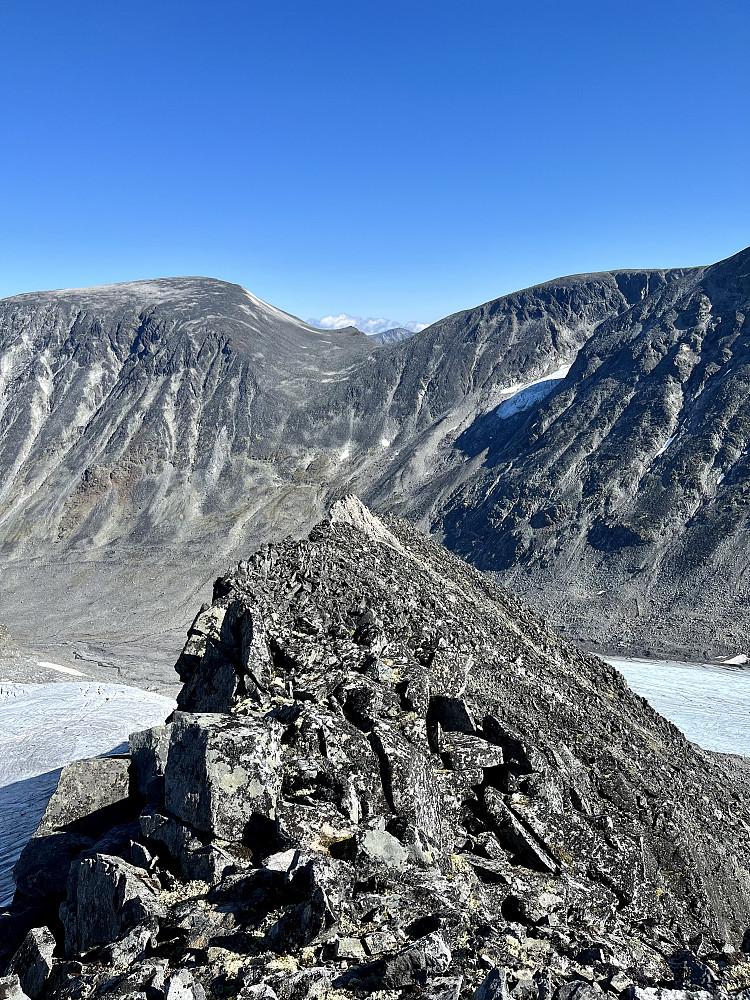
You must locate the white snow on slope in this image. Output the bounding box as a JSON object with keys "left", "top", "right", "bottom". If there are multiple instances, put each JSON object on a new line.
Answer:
{"left": 0, "top": 682, "right": 175, "bottom": 906}
{"left": 655, "top": 435, "right": 675, "bottom": 457}
{"left": 605, "top": 657, "right": 750, "bottom": 757}
{"left": 495, "top": 365, "right": 572, "bottom": 420}
{"left": 36, "top": 660, "right": 88, "bottom": 677}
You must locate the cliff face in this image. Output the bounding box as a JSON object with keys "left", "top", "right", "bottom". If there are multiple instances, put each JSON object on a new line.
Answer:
{"left": 0, "top": 269, "right": 687, "bottom": 687}
{"left": 4, "top": 501, "right": 750, "bottom": 998}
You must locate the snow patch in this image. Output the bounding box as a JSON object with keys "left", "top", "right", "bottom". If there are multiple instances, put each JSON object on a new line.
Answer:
{"left": 721, "top": 654, "right": 748, "bottom": 665}
{"left": 495, "top": 365, "right": 572, "bottom": 420}
{"left": 380, "top": 437, "right": 391, "bottom": 448}
{"left": 655, "top": 435, "right": 675, "bottom": 457}
{"left": 36, "top": 660, "right": 88, "bottom": 677}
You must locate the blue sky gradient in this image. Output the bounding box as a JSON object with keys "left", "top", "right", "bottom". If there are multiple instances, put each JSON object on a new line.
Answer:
{"left": 1, "top": 0, "right": 747, "bottom": 327}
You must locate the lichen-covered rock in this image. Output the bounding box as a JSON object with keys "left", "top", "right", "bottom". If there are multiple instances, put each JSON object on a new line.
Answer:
{"left": 163, "top": 712, "right": 282, "bottom": 841}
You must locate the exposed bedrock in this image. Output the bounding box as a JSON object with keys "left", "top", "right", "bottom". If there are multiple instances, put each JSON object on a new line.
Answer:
{"left": 3, "top": 500, "right": 750, "bottom": 999}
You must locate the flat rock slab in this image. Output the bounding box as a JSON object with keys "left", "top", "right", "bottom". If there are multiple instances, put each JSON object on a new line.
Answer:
{"left": 0, "top": 682, "right": 175, "bottom": 906}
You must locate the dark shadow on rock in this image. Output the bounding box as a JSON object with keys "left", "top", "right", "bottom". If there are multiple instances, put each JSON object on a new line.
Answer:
{"left": 0, "top": 770, "right": 63, "bottom": 908}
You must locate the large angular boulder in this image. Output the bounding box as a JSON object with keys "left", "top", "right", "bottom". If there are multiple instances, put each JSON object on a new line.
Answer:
{"left": 7, "top": 927, "right": 55, "bottom": 1000}
{"left": 13, "top": 757, "right": 133, "bottom": 901}
{"left": 164, "top": 712, "right": 282, "bottom": 841}
{"left": 59, "top": 854, "right": 164, "bottom": 957}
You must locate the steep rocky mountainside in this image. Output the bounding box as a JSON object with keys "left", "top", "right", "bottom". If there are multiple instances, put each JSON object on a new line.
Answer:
{"left": 440, "top": 247, "right": 750, "bottom": 660}
{"left": 0, "top": 268, "right": 684, "bottom": 687}
{"left": 3, "top": 500, "right": 750, "bottom": 999}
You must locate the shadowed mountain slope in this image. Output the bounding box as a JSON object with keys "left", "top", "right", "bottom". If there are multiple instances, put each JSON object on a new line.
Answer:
{"left": 440, "top": 247, "right": 750, "bottom": 661}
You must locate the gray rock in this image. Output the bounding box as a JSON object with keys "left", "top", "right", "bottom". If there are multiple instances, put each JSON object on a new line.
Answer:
{"left": 0, "top": 975, "right": 29, "bottom": 1000}
{"left": 237, "top": 988, "right": 277, "bottom": 1000}
{"left": 264, "top": 887, "right": 330, "bottom": 953}
{"left": 60, "top": 854, "right": 164, "bottom": 957}
{"left": 473, "top": 969, "right": 511, "bottom": 1000}
{"left": 13, "top": 757, "right": 133, "bottom": 901}
{"left": 164, "top": 712, "right": 282, "bottom": 841}
{"left": 99, "top": 920, "right": 158, "bottom": 967}
{"left": 129, "top": 726, "right": 171, "bottom": 803}
{"left": 7, "top": 927, "right": 55, "bottom": 1000}
{"left": 483, "top": 787, "right": 558, "bottom": 873}
{"left": 424, "top": 977, "right": 463, "bottom": 1000}
{"left": 337, "top": 930, "right": 452, "bottom": 989}
{"left": 164, "top": 971, "right": 206, "bottom": 1000}
{"left": 358, "top": 829, "right": 408, "bottom": 867}
{"left": 555, "top": 984, "right": 599, "bottom": 1000}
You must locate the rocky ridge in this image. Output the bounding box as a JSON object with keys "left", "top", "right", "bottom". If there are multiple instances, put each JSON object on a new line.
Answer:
{"left": 3, "top": 499, "right": 750, "bottom": 999}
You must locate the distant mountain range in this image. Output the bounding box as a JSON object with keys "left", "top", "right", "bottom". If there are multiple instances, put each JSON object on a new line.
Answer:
{"left": 0, "top": 247, "right": 747, "bottom": 688}
{"left": 367, "top": 326, "right": 416, "bottom": 344}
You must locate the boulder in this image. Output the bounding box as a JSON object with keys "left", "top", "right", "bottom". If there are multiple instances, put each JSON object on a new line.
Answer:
{"left": 13, "top": 758, "right": 133, "bottom": 901}
{"left": 7, "top": 927, "right": 55, "bottom": 1000}
{"left": 129, "top": 725, "right": 171, "bottom": 803}
{"left": 336, "top": 930, "right": 452, "bottom": 989}
{"left": 0, "top": 975, "right": 29, "bottom": 1000}
{"left": 59, "top": 854, "right": 164, "bottom": 957}
{"left": 164, "top": 970, "right": 207, "bottom": 1000}
{"left": 164, "top": 712, "right": 282, "bottom": 841}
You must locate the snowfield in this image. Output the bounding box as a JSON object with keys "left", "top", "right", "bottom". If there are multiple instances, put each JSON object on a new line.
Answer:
{"left": 0, "top": 682, "right": 175, "bottom": 906}
{"left": 605, "top": 657, "right": 750, "bottom": 757}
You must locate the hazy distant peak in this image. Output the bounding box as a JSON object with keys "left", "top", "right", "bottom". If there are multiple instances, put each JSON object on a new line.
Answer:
{"left": 367, "top": 326, "right": 418, "bottom": 344}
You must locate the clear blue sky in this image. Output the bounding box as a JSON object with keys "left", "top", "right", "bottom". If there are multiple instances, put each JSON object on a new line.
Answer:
{"left": 1, "top": 1, "right": 748, "bottom": 328}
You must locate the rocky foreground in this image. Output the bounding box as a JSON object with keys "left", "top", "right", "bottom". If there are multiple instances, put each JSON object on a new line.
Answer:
{"left": 3, "top": 499, "right": 750, "bottom": 1000}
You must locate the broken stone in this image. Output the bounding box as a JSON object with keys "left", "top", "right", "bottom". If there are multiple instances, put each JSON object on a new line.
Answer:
{"left": 13, "top": 757, "right": 133, "bottom": 901}
{"left": 129, "top": 725, "right": 171, "bottom": 802}
{"left": 275, "top": 969, "right": 331, "bottom": 1000}
{"left": 264, "top": 886, "right": 330, "bottom": 952}
{"left": 176, "top": 601, "right": 271, "bottom": 712}
{"left": 369, "top": 722, "right": 444, "bottom": 849}
{"left": 0, "top": 976, "right": 29, "bottom": 1000}
{"left": 667, "top": 950, "right": 717, "bottom": 989}
{"left": 334, "top": 937, "right": 367, "bottom": 961}
{"left": 473, "top": 968, "right": 511, "bottom": 1000}
{"left": 358, "top": 828, "right": 408, "bottom": 867}
{"left": 424, "top": 976, "right": 463, "bottom": 1000}
{"left": 164, "top": 712, "right": 282, "bottom": 841}
{"left": 7, "top": 926, "right": 55, "bottom": 1000}
{"left": 441, "top": 731, "right": 504, "bottom": 772}
{"left": 99, "top": 920, "right": 158, "bottom": 967}
{"left": 164, "top": 970, "right": 207, "bottom": 1000}
{"left": 336, "top": 930, "right": 451, "bottom": 990}
{"left": 237, "top": 988, "right": 278, "bottom": 1000}
{"left": 483, "top": 787, "right": 558, "bottom": 873}
{"left": 60, "top": 854, "right": 164, "bottom": 957}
